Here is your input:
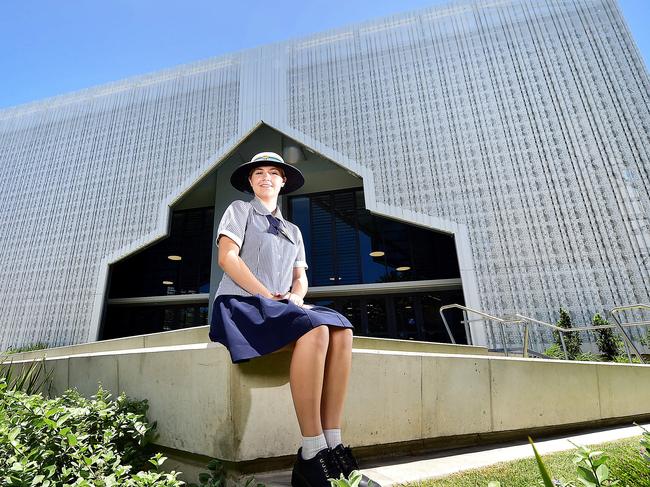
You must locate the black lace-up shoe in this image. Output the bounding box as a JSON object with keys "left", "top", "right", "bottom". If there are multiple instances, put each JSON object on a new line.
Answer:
{"left": 330, "top": 444, "right": 382, "bottom": 487}
{"left": 291, "top": 447, "right": 343, "bottom": 487}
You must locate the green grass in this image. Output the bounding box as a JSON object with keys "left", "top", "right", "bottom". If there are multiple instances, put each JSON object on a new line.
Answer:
{"left": 405, "top": 436, "right": 647, "bottom": 487}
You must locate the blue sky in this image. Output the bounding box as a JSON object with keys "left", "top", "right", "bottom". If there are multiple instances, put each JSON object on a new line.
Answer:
{"left": 0, "top": 0, "right": 647, "bottom": 109}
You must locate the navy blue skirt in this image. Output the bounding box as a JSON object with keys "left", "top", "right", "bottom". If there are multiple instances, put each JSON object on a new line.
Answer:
{"left": 209, "top": 294, "right": 354, "bottom": 364}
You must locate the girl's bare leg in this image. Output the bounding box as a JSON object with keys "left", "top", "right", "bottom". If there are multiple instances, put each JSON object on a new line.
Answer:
{"left": 320, "top": 327, "right": 353, "bottom": 429}
{"left": 289, "top": 325, "right": 330, "bottom": 436}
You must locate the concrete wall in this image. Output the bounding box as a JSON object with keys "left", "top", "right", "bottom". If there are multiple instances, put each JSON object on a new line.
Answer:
{"left": 7, "top": 343, "right": 649, "bottom": 466}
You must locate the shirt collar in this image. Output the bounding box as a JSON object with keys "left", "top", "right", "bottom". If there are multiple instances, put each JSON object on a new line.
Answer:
{"left": 250, "top": 196, "right": 286, "bottom": 223}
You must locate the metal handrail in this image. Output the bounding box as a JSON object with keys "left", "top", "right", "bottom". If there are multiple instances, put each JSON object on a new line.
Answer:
{"left": 439, "top": 304, "right": 525, "bottom": 357}
{"left": 513, "top": 314, "right": 568, "bottom": 360}
{"left": 609, "top": 304, "right": 649, "bottom": 364}
{"left": 439, "top": 303, "right": 649, "bottom": 363}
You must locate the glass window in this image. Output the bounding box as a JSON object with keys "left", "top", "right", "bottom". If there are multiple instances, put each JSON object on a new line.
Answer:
{"left": 357, "top": 212, "right": 387, "bottom": 283}
{"left": 288, "top": 188, "right": 460, "bottom": 286}
{"left": 102, "top": 304, "right": 208, "bottom": 340}
{"left": 339, "top": 298, "right": 363, "bottom": 334}
{"left": 290, "top": 196, "right": 312, "bottom": 269}
{"left": 365, "top": 297, "right": 388, "bottom": 337}
{"left": 108, "top": 207, "right": 214, "bottom": 298}
{"left": 334, "top": 191, "right": 360, "bottom": 284}
{"left": 310, "top": 194, "right": 337, "bottom": 286}
{"left": 313, "top": 291, "right": 466, "bottom": 344}
{"left": 394, "top": 295, "right": 419, "bottom": 340}
{"left": 421, "top": 290, "right": 466, "bottom": 343}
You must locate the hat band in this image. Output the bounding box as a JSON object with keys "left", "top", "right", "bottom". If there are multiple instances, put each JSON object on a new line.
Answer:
{"left": 252, "top": 156, "right": 283, "bottom": 164}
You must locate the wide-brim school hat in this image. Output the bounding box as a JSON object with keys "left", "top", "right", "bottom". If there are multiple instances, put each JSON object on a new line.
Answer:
{"left": 230, "top": 152, "right": 305, "bottom": 195}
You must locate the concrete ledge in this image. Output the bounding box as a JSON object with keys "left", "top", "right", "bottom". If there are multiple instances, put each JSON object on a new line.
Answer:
{"left": 4, "top": 327, "right": 488, "bottom": 360}
{"left": 6, "top": 344, "right": 650, "bottom": 469}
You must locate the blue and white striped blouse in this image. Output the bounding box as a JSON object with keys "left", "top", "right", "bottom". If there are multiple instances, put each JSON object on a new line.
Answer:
{"left": 215, "top": 196, "right": 308, "bottom": 297}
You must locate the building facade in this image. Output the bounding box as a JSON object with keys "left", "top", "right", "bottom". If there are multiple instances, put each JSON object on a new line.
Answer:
{"left": 0, "top": 0, "right": 648, "bottom": 351}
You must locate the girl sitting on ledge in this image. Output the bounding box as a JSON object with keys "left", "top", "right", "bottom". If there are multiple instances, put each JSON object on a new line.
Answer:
{"left": 210, "top": 152, "right": 379, "bottom": 487}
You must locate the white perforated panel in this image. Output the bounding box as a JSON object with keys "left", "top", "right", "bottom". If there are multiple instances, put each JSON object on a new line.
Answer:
{"left": 0, "top": 0, "right": 648, "bottom": 349}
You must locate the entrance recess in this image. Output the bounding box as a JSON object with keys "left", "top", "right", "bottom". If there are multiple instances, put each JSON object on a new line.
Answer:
{"left": 100, "top": 124, "right": 467, "bottom": 343}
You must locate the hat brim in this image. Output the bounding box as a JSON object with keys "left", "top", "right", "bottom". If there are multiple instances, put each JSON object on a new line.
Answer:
{"left": 230, "top": 160, "right": 305, "bottom": 195}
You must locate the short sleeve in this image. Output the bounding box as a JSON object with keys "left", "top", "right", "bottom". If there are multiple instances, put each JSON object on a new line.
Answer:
{"left": 216, "top": 201, "right": 249, "bottom": 248}
{"left": 293, "top": 227, "right": 308, "bottom": 270}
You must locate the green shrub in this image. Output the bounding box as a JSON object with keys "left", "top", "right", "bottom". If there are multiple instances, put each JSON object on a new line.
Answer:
{"left": 640, "top": 330, "right": 650, "bottom": 348}
{"left": 593, "top": 314, "right": 623, "bottom": 361}
{"left": 544, "top": 343, "right": 601, "bottom": 361}
{"left": 612, "top": 354, "right": 642, "bottom": 364}
{"left": 553, "top": 308, "right": 582, "bottom": 360}
{"left": 543, "top": 343, "right": 565, "bottom": 359}
{"left": 3, "top": 342, "right": 49, "bottom": 354}
{"left": 188, "top": 458, "right": 265, "bottom": 487}
{"left": 575, "top": 351, "right": 602, "bottom": 362}
{"left": 0, "top": 379, "right": 183, "bottom": 486}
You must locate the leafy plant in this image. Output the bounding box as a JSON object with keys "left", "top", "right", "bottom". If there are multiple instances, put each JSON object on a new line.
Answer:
{"left": 612, "top": 354, "right": 642, "bottom": 364}
{"left": 544, "top": 343, "right": 565, "bottom": 359}
{"left": 0, "top": 379, "right": 183, "bottom": 486}
{"left": 528, "top": 437, "right": 624, "bottom": 487}
{"left": 609, "top": 424, "right": 650, "bottom": 487}
{"left": 593, "top": 314, "right": 623, "bottom": 361}
{"left": 528, "top": 437, "right": 554, "bottom": 487}
{"left": 570, "top": 442, "right": 619, "bottom": 486}
{"left": 553, "top": 308, "right": 582, "bottom": 360}
{"left": 189, "top": 459, "right": 226, "bottom": 487}
{"left": 3, "top": 342, "right": 49, "bottom": 355}
{"left": 329, "top": 469, "right": 363, "bottom": 487}
{"left": 0, "top": 356, "right": 53, "bottom": 394}
{"left": 639, "top": 329, "right": 650, "bottom": 348}
{"left": 640, "top": 424, "right": 650, "bottom": 464}
{"left": 188, "top": 458, "right": 264, "bottom": 487}
{"left": 575, "top": 352, "right": 602, "bottom": 362}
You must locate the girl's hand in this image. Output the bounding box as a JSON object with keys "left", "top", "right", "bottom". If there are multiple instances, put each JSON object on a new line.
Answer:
{"left": 283, "top": 292, "right": 304, "bottom": 307}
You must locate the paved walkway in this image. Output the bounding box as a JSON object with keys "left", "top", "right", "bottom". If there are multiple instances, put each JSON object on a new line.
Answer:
{"left": 254, "top": 423, "right": 648, "bottom": 486}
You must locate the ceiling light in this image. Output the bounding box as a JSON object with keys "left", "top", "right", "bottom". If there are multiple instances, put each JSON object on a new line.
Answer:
{"left": 396, "top": 266, "right": 411, "bottom": 272}
{"left": 369, "top": 251, "right": 385, "bottom": 257}
{"left": 162, "top": 280, "right": 174, "bottom": 285}
{"left": 168, "top": 255, "right": 182, "bottom": 261}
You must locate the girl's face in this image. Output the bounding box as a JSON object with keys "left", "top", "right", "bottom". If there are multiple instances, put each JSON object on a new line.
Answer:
{"left": 248, "top": 165, "right": 286, "bottom": 198}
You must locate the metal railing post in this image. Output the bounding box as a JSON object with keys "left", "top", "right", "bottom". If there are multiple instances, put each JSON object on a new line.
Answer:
{"left": 463, "top": 309, "right": 472, "bottom": 345}
{"left": 609, "top": 304, "right": 648, "bottom": 364}
{"left": 439, "top": 303, "right": 648, "bottom": 363}
{"left": 440, "top": 308, "right": 457, "bottom": 344}
{"left": 499, "top": 323, "right": 509, "bottom": 357}
{"left": 523, "top": 323, "right": 530, "bottom": 358}
{"left": 558, "top": 332, "right": 569, "bottom": 360}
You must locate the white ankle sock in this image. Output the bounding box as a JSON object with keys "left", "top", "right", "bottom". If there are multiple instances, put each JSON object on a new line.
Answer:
{"left": 301, "top": 433, "right": 328, "bottom": 460}
{"left": 323, "top": 428, "right": 342, "bottom": 448}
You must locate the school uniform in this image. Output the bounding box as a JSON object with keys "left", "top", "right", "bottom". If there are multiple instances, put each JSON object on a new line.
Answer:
{"left": 210, "top": 196, "right": 353, "bottom": 364}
